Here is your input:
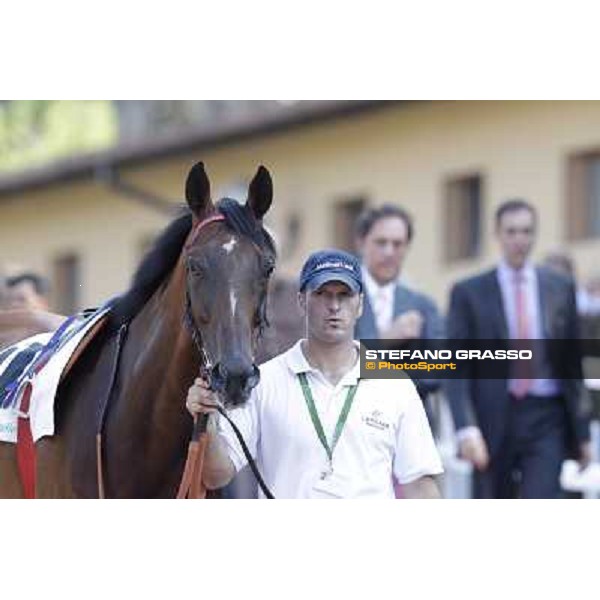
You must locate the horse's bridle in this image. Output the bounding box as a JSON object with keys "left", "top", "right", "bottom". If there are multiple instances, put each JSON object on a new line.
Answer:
{"left": 179, "top": 212, "right": 275, "bottom": 499}
{"left": 183, "top": 213, "right": 226, "bottom": 376}
{"left": 183, "top": 212, "right": 267, "bottom": 389}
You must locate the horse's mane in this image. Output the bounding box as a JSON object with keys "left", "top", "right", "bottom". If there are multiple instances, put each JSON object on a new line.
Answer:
{"left": 109, "top": 200, "right": 276, "bottom": 328}
{"left": 109, "top": 210, "right": 193, "bottom": 328}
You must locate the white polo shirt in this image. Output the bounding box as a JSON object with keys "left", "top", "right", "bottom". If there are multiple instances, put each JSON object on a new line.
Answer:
{"left": 217, "top": 340, "right": 443, "bottom": 498}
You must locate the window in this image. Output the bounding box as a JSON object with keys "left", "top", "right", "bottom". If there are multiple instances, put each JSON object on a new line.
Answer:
{"left": 443, "top": 174, "right": 483, "bottom": 262}
{"left": 332, "top": 197, "right": 368, "bottom": 253}
{"left": 276, "top": 212, "right": 301, "bottom": 261}
{"left": 52, "top": 253, "right": 80, "bottom": 314}
{"left": 566, "top": 151, "right": 600, "bottom": 241}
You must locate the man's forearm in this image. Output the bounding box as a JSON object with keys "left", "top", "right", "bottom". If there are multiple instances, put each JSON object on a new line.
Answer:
{"left": 202, "top": 418, "right": 237, "bottom": 490}
{"left": 402, "top": 476, "right": 442, "bottom": 499}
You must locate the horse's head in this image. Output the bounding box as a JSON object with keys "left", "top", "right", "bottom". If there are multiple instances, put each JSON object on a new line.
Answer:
{"left": 183, "top": 162, "right": 276, "bottom": 407}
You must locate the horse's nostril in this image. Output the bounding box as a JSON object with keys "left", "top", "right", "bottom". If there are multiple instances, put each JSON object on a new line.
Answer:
{"left": 209, "top": 363, "right": 226, "bottom": 392}
{"left": 213, "top": 360, "right": 259, "bottom": 401}
{"left": 245, "top": 366, "right": 261, "bottom": 391}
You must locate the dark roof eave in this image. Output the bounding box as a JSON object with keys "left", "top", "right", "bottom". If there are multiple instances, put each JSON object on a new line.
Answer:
{"left": 0, "top": 100, "right": 397, "bottom": 198}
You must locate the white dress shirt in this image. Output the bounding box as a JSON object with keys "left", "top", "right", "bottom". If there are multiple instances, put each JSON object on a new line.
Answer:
{"left": 362, "top": 267, "right": 396, "bottom": 336}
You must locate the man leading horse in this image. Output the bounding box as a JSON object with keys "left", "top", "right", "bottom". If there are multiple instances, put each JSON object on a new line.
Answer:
{"left": 186, "top": 249, "right": 443, "bottom": 498}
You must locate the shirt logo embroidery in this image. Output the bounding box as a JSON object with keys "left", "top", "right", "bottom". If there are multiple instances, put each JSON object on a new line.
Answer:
{"left": 363, "top": 409, "right": 390, "bottom": 431}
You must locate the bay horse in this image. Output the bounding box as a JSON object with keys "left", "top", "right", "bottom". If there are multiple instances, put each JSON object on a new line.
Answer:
{"left": 0, "top": 162, "right": 276, "bottom": 498}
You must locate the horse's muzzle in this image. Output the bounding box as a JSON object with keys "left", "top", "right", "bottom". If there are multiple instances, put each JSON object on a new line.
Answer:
{"left": 210, "top": 361, "right": 261, "bottom": 406}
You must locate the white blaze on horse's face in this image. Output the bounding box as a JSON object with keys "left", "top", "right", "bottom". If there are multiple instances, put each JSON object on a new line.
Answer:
{"left": 222, "top": 237, "right": 237, "bottom": 254}
{"left": 221, "top": 237, "right": 238, "bottom": 318}
{"left": 230, "top": 289, "right": 237, "bottom": 319}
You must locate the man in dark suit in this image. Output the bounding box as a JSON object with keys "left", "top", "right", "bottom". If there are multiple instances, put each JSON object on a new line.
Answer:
{"left": 354, "top": 205, "right": 444, "bottom": 401}
{"left": 446, "top": 199, "right": 591, "bottom": 498}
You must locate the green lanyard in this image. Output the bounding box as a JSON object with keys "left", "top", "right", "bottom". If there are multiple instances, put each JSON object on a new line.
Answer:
{"left": 297, "top": 372, "right": 359, "bottom": 473}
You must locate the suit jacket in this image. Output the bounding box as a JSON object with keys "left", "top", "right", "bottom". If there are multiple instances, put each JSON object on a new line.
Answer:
{"left": 355, "top": 282, "right": 445, "bottom": 395}
{"left": 445, "top": 266, "right": 589, "bottom": 459}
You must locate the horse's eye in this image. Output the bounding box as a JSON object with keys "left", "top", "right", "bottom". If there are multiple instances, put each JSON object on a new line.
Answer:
{"left": 187, "top": 258, "right": 204, "bottom": 278}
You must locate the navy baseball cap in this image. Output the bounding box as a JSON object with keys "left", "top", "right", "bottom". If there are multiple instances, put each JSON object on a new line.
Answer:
{"left": 299, "top": 249, "right": 363, "bottom": 293}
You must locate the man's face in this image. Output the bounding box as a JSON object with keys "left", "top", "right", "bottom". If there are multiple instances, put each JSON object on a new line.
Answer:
{"left": 6, "top": 281, "right": 48, "bottom": 311}
{"left": 359, "top": 216, "right": 410, "bottom": 285}
{"left": 298, "top": 281, "right": 363, "bottom": 345}
{"left": 495, "top": 208, "right": 537, "bottom": 270}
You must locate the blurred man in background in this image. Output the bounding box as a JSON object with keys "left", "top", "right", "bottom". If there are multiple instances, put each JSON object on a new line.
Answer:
{"left": 5, "top": 273, "right": 50, "bottom": 311}
{"left": 354, "top": 205, "right": 443, "bottom": 343}
{"left": 446, "top": 199, "right": 591, "bottom": 498}
{"left": 0, "top": 272, "right": 63, "bottom": 350}
{"left": 354, "top": 205, "right": 444, "bottom": 405}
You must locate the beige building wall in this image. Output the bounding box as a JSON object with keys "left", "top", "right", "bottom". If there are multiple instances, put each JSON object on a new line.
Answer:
{"left": 1, "top": 100, "right": 600, "bottom": 312}
{"left": 0, "top": 182, "right": 171, "bottom": 309}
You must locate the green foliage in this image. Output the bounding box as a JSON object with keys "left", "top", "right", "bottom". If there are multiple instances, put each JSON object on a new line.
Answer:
{"left": 0, "top": 101, "right": 117, "bottom": 173}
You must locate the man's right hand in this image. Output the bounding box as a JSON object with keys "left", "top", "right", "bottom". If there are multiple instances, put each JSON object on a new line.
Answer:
{"left": 186, "top": 377, "right": 221, "bottom": 417}
{"left": 458, "top": 433, "right": 490, "bottom": 471}
{"left": 185, "top": 377, "right": 236, "bottom": 489}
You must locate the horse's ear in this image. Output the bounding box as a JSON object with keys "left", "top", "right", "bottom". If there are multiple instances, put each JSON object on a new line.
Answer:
{"left": 246, "top": 165, "right": 273, "bottom": 220}
{"left": 185, "top": 162, "right": 212, "bottom": 217}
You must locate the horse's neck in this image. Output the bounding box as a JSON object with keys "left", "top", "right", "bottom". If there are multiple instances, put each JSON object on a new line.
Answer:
{"left": 108, "top": 260, "right": 198, "bottom": 492}
{"left": 128, "top": 262, "right": 195, "bottom": 369}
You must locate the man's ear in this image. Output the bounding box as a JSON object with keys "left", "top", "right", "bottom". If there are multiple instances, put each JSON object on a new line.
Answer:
{"left": 297, "top": 291, "right": 307, "bottom": 314}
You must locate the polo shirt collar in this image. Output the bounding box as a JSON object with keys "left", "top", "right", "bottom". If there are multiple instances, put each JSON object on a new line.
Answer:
{"left": 285, "top": 339, "right": 361, "bottom": 385}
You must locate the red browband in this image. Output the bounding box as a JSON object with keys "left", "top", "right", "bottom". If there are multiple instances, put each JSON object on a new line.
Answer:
{"left": 185, "top": 213, "right": 226, "bottom": 249}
